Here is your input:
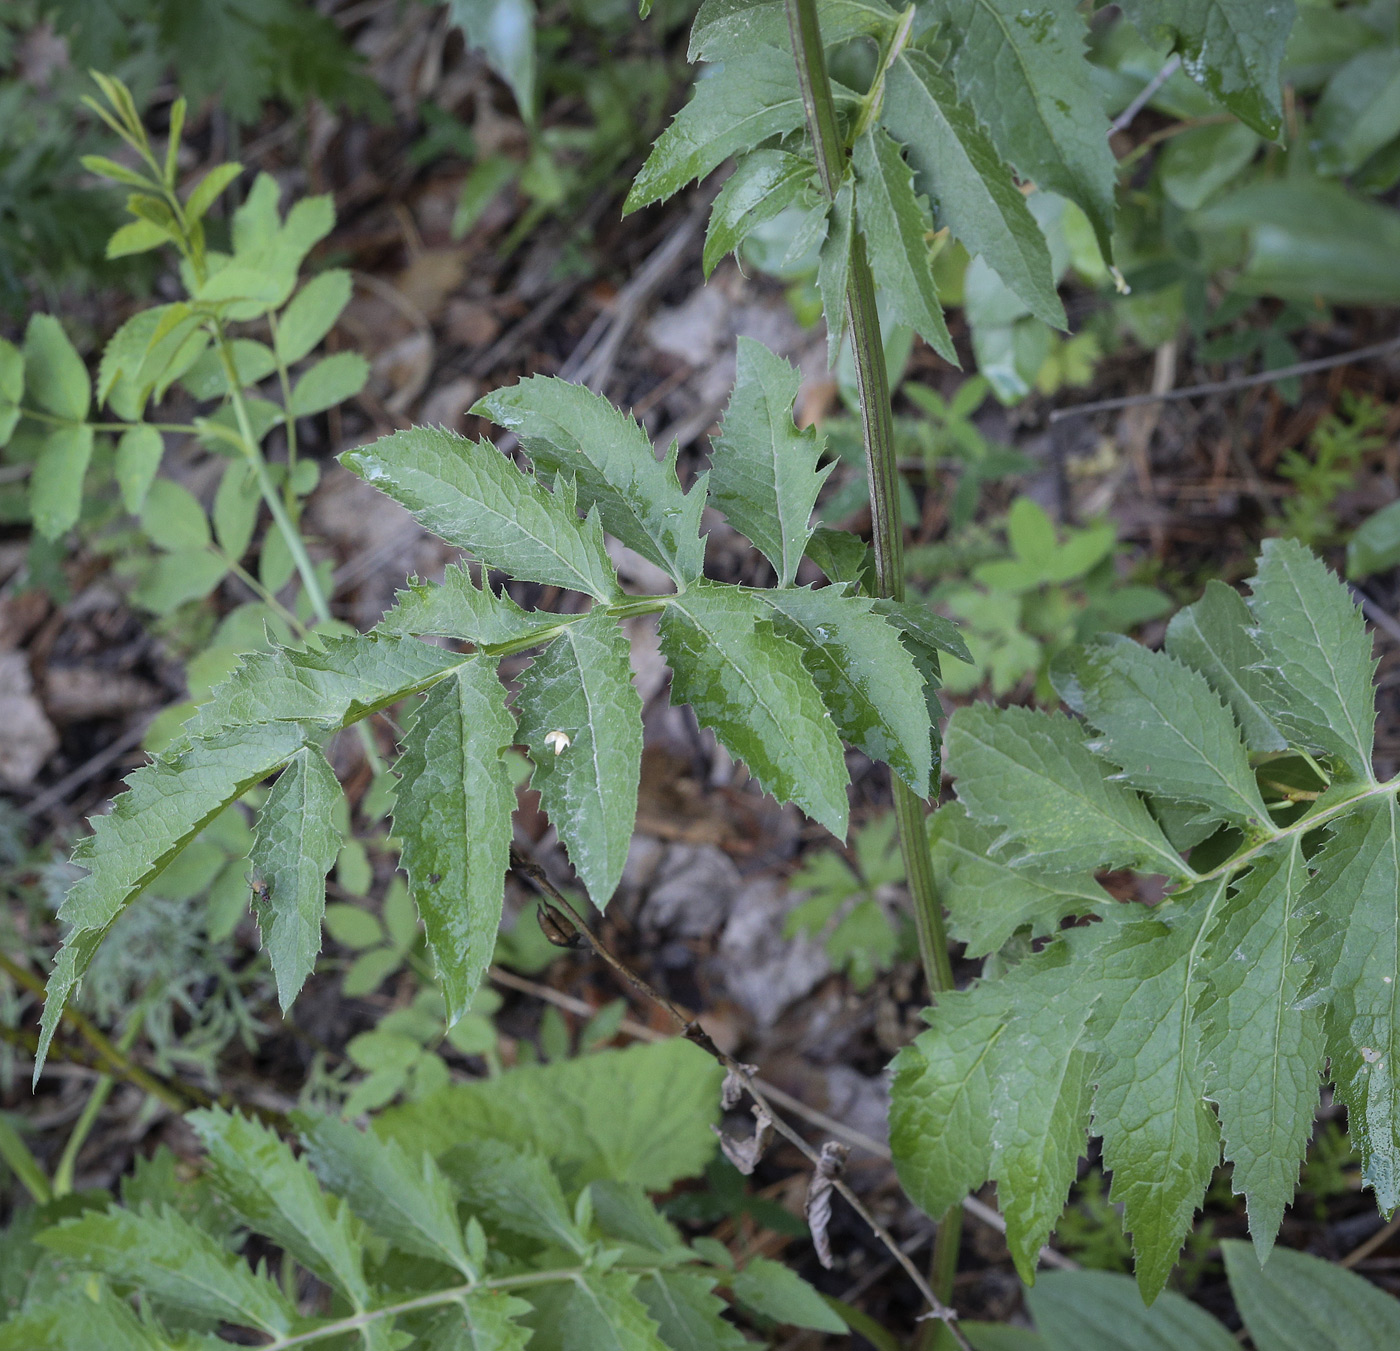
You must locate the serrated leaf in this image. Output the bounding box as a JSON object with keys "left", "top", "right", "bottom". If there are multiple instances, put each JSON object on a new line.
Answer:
{"left": 709, "top": 338, "right": 832, "bottom": 587}
{"left": 515, "top": 612, "right": 641, "bottom": 904}
{"left": 1119, "top": 0, "right": 1294, "bottom": 140}
{"left": 38, "top": 721, "right": 310, "bottom": 1076}
{"left": 23, "top": 314, "right": 89, "bottom": 421}
{"left": 381, "top": 563, "right": 569, "bottom": 648}
{"left": 189, "top": 1107, "right": 370, "bottom": 1307}
{"left": 289, "top": 351, "right": 369, "bottom": 417}
{"left": 0, "top": 1285, "right": 174, "bottom": 1351}
{"left": 250, "top": 745, "right": 341, "bottom": 1009}
{"left": 706, "top": 151, "right": 819, "bottom": 277}
{"left": 817, "top": 177, "right": 854, "bottom": 365}
{"left": 547, "top": 1270, "right": 669, "bottom": 1351}
{"left": 853, "top": 128, "right": 957, "bottom": 363}
{"left": 730, "top": 1257, "right": 847, "bottom": 1332}
{"left": 343, "top": 428, "right": 618, "bottom": 601}
{"left": 688, "top": 0, "right": 897, "bottom": 61}
{"left": 298, "top": 1113, "right": 475, "bottom": 1277}
{"left": 1083, "top": 894, "right": 1225, "bottom": 1303}
{"left": 1247, "top": 537, "right": 1377, "bottom": 783}
{"left": 276, "top": 269, "right": 353, "bottom": 364}
{"left": 660, "top": 583, "right": 849, "bottom": 836}
{"left": 114, "top": 425, "right": 164, "bottom": 514}
{"left": 1053, "top": 638, "right": 1271, "bottom": 832}
{"left": 928, "top": 803, "right": 1107, "bottom": 957}
{"left": 626, "top": 51, "right": 808, "bottom": 213}
{"left": 432, "top": 1291, "right": 535, "bottom": 1351}
{"left": 36, "top": 1206, "right": 295, "bottom": 1335}
{"left": 636, "top": 1270, "right": 749, "bottom": 1351}
{"left": 448, "top": 0, "right": 537, "bottom": 121}
{"left": 927, "top": 0, "right": 1117, "bottom": 258}
{"left": 945, "top": 705, "right": 1188, "bottom": 878}
{"left": 1222, "top": 1239, "right": 1400, "bottom": 1351}
{"left": 1299, "top": 795, "right": 1400, "bottom": 1214}
{"left": 441, "top": 1138, "right": 587, "bottom": 1253}
{"left": 394, "top": 657, "right": 516, "bottom": 1021}
{"left": 1164, "top": 579, "right": 1287, "bottom": 754}
{"left": 882, "top": 50, "right": 1063, "bottom": 328}
{"left": 871, "top": 597, "right": 972, "bottom": 665}
{"left": 757, "top": 584, "right": 932, "bottom": 793}
{"left": 1027, "top": 1269, "right": 1239, "bottom": 1351}
{"left": 1197, "top": 838, "right": 1324, "bottom": 1258}
{"left": 475, "top": 377, "right": 706, "bottom": 584}
{"left": 30, "top": 425, "right": 93, "bottom": 539}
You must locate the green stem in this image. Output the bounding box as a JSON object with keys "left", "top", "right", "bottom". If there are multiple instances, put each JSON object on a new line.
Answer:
{"left": 16, "top": 407, "right": 197, "bottom": 435}
{"left": 266, "top": 311, "right": 301, "bottom": 515}
{"left": 53, "top": 1007, "right": 146, "bottom": 1197}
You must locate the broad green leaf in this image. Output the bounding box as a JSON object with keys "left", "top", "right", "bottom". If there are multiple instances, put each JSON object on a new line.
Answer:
{"left": 0, "top": 1286, "right": 173, "bottom": 1351}
{"left": 475, "top": 376, "right": 706, "bottom": 584}
{"left": 804, "top": 523, "right": 873, "bottom": 588}
{"left": 626, "top": 51, "right": 808, "bottom": 213}
{"left": 1119, "top": 0, "right": 1294, "bottom": 140}
{"left": 757, "top": 584, "right": 933, "bottom": 794}
{"left": 927, "top": 0, "right": 1116, "bottom": 257}
{"left": 636, "top": 1270, "right": 749, "bottom": 1351}
{"left": 705, "top": 151, "right": 818, "bottom": 277}
{"left": 870, "top": 597, "right": 972, "bottom": 665}
{"left": 1247, "top": 536, "right": 1377, "bottom": 782}
{"left": 342, "top": 428, "right": 619, "bottom": 601}
{"left": 250, "top": 745, "right": 342, "bottom": 1009}
{"left": 298, "top": 1113, "right": 475, "bottom": 1277}
{"left": 448, "top": 0, "right": 538, "bottom": 121}
{"left": 1349, "top": 499, "right": 1400, "bottom": 581}
{"left": 36, "top": 1206, "right": 295, "bottom": 1335}
{"left": 381, "top": 563, "right": 570, "bottom": 648}
{"left": 30, "top": 426, "right": 93, "bottom": 539}
{"left": 1084, "top": 894, "right": 1225, "bottom": 1302}
{"left": 131, "top": 549, "right": 230, "bottom": 613}
{"left": 1197, "top": 839, "right": 1324, "bottom": 1258}
{"left": 213, "top": 457, "right": 261, "bottom": 560}
{"left": 38, "top": 720, "right": 310, "bottom": 1076}
{"left": 441, "top": 1138, "right": 586, "bottom": 1253}
{"left": 730, "top": 1257, "right": 847, "bottom": 1332}
{"left": 1027, "top": 1269, "right": 1238, "bottom": 1351}
{"left": 945, "top": 705, "right": 1188, "bottom": 878}
{"left": 189, "top": 1107, "right": 370, "bottom": 1307}
{"left": 375, "top": 1038, "right": 723, "bottom": 1190}
{"left": 23, "top": 314, "right": 89, "bottom": 421}
{"left": 817, "top": 176, "right": 854, "bottom": 364}
{"left": 106, "top": 219, "right": 170, "bottom": 259}
{"left": 1164, "top": 579, "right": 1286, "bottom": 753}
{"left": 660, "top": 582, "right": 849, "bottom": 837}
{"left": 928, "top": 803, "right": 1106, "bottom": 957}
{"left": 852, "top": 128, "right": 956, "bottom": 363}
{"left": 963, "top": 1326, "right": 1048, "bottom": 1351}
{"left": 1053, "top": 638, "right": 1271, "bottom": 832}
{"left": 708, "top": 338, "right": 832, "bottom": 588}
{"left": 1222, "top": 1239, "right": 1400, "bottom": 1351}
{"left": 882, "top": 51, "right": 1063, "bottom": 328}
{"left": 1314, "top": 47, "right": 1400, "bottom": 176}
{"left": 515, "top": 612, "right": 642, "bottom": 905}
{"left": 1157, "top": 120, "right": 1261, "bottom": 210}
{"left": 276, "top": 269, "right": 353, "bottom": 364}
{"left": 142, "top": 477, "right": 211, "bottom": 552}
{"left": 1300, "top": 795, "right": 1400, "bottom": 1214}
{"left": 288, "top": 351, "right": 369, "bottom": 417}
{"left": 0, "top": 339, "right": 22, "bottom": 445}
{"left": 688, "top": 0, "right": 898, "bottom": 61}
{"left": 543, "top": 1270, "right": 669, "bottom": 1351}
{"left": 395, "top": 657, "right": 516, "bottom": 1021}
{"left": 114, "top": 425, "right": 163, "bottom": 514}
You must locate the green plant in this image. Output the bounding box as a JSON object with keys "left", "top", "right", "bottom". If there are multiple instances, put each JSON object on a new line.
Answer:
{"left": 1273, "top": 392, "right": 1388, "bottom": 547}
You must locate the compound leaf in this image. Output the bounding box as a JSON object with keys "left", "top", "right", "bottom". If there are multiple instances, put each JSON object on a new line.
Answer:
{"left": 250, "top": 744, "right": 342, "bottom": 1009}
{"left": 660, "top": 583, "right": 849, "bottom": 837}
{"left": 852, "top": 127, "right": 957, "bottom": 363}
{"left": 709, "top": 338, "right": 832, "bottom": 587}
{"left": 342, "top": 428, "right": 618, "bottom": 601}
{"left": 23, "top": 314, "right": 89, "bottom": 422}
{"left": 30, "top": 425, "right": 94, "bottom": 540}
{"left": 395, "top": 655, "right": 516, "bottom": 1022}
{"left": 515, "top": 611, "right": 642, "bottom": 905}
{"left": 381, "top": 564, "right": 568, "bottom": 648}
{"left": 442, "top": 1138, "right": 586, "bottom": 1253}
{"left": 275, "top": 268, "right": 353, "bottom": 365}
{"left": 475, "top": 376, "right": 706, "bottom": 585}
{"left": 441, "top": 1291, "right": 535, "bottom": 1350}
{"left": 636, "top": 1270, "right": 749, "bottom": 1351}
{"left": 288, "top": 351, "right": 368, "bottom": 417}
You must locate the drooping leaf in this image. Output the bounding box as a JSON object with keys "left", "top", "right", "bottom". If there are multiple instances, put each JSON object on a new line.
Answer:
{"left": 1197, "top": 839, "right": 1324, "bottom": 1257}
{"left": 852, "top": 127, "right": 957, "bottom": 363}
{"left": 342, "top": 427, "right": 619, "bottom": 601}
{"left": 660, "top": 582, "right": 849, "bottom": 837}
{"left": 926, "top": 0, "right": 1117, "bottom": 257}
{"left": 1247, "top": 536, "right": 1377, "bottom": 783}
{"left": 381, "top": 564, "right": 569, "bottom": 648}
{"left": 394, "top": 655, "right": 517, "bottom": 1022}
{"left": 475, "top": 377, "right": 706, "bottom": 584}
{"left": 708, "top": 338, "right": 832, "bottom": 587}
{"left": 881, "top": 50, "right": 1064, "bottom": 328}
{"left": 515, "top": 611, "right": 642, "bottom": 905}
{"left": 448, "top": 0, "right": 538, "bottom": 121}
{"left": 705, "top": 151, "right": 819, "bottom": 277}
{"left": 756, "top": 584, "right": 933, "bottom": 794}
{"left": 1119, "top": 0, "right": 1295, "bottom": 139}
{"left": 945, "top": 704, "right": 1189, "bottom": 878}
{"left": 250, "top": 744, "right": 342, "bottom": 1009}
{"left": 1026, "top": 1269, "right": 1239, "bottom": 1351}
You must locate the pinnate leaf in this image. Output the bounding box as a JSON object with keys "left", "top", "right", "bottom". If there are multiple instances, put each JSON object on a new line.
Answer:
{"left": 250, "top": 744, "right": 342, "bottom": 1009}
{"left": 394, "top": 655, "right": 516, "bottom": 1022}
{"left": 441, "top": 1138, "right": 586, "bottom": 1253}
{"left": 661, "top": 583, "right": 849, "bottom": 837}
{"left": 343, "top": 427, "right": 618, "bottom": 601}
{"left": 276, "top": 268, "right": 353, "bottom": 364}
{"left": 708, "top": 338, "right": 832, "bottom": 587}
{"left": 381, "top": 563, "right": 567, "bottom": 647}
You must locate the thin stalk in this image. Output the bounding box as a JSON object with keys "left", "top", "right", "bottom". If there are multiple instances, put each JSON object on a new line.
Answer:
{"left": 52, "top": 1006, "right": 146, "bottom": 1196}
{"left": 266, "top": 311, "right": 301, "bottom": 515}
{"left": 784, "top": 0, "right": 960, "bottom": 1324}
